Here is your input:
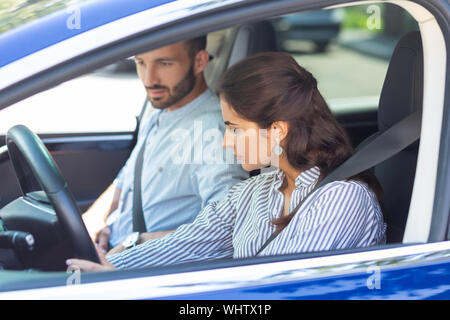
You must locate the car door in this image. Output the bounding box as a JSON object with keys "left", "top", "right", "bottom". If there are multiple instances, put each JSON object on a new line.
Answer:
{"left": 0, "top": 241, "right": 449, "bottom": 299}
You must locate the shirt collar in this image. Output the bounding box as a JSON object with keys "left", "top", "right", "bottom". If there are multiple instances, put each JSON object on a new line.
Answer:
{"left": 274, "top": 166, "right": 321, "bottom": 190}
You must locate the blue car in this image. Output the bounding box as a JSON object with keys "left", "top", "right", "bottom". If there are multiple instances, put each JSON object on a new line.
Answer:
{"left": 0, "top": 0, "right": 449, "bottom": 300}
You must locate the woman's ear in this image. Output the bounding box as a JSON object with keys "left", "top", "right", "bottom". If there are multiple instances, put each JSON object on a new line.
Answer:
{"left": 194, "top": 50, "right": 210, "bottom": 75}
{"left": 271, "top": 121, "right": 289, "bottom": 142}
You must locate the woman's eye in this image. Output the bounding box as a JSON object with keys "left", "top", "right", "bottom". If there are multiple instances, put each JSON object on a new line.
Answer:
{"left": 230, "top": 128, "right": 240, "bottom": 136}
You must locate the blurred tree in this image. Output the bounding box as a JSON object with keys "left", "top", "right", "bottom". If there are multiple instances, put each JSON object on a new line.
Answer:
{"left": 342, "top": 3, "right": 418, "bottom": 37}
{"left": 0, "top": 0, "right": 88, "bottom": 34}
{"left": 342, "top": 4, "right": 384, "bottom": 34}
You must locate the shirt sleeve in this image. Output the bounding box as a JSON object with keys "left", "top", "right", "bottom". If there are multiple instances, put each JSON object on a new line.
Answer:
{"left": 192, "top": 162, "right": 248, "bottom": 208}
{"left": 106, "top": 180, "right": 245, "bottom": 269}
{"left": 264, "top": 181, "right": 385, "bottom": 255}
{"left": 114, "top": 168, "right": 126, "bottom": 190}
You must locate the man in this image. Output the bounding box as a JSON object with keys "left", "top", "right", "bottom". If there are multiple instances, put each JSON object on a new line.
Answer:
{"left": 83, "top": 36, "right": 247, "bottom": 252}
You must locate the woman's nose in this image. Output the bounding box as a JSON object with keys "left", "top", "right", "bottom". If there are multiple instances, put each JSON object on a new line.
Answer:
{"left": 222, "top": 130, "right": 234, "bottom": 149}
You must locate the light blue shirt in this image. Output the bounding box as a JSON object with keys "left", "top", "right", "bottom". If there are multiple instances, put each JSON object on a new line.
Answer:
{"left": 107, "top": 89, "right": 248, "bottom": 247}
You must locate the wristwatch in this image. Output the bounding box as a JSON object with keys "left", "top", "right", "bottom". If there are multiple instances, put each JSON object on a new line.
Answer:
{"left": 122, "top": 232, "right": 140, "bottom": 249}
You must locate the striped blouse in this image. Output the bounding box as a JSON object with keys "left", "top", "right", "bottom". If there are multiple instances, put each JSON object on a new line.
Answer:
{"left": 107, "top": 166, "right": 386, "bottom": 269}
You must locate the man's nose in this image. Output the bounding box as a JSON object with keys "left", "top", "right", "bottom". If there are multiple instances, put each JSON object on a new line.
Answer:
{"left": 143, "top": 66, "right": 159, "bottom": 87}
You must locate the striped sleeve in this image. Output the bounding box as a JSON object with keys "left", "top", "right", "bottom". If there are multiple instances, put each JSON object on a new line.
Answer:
{"left": 106, "top": 180, "right": 245, "bottom": 269}
{"left": 267, "top": 181, "right": 383, "bottom": 255}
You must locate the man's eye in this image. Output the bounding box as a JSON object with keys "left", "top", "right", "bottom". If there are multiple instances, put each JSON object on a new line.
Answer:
{"left": 160, "top": 61, "right": 173, "bottom": 67}
{"left": 135, "top": 60, "right": 144, "bottom": 65}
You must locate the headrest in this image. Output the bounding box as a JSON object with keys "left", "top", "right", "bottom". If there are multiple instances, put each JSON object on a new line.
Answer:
{"left": 228, "top": 21, "right": 277, "bottom": 68}
{"left": 378, "top": 31, "right": 424, "bottom": 132}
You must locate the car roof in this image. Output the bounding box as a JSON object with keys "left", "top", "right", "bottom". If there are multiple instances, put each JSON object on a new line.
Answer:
{"left": 0, "top": 0, "right": 174, "bottom": 68}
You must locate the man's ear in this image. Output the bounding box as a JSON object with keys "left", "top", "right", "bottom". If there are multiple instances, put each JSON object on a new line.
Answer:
{"left": 193, "top": 50, "right": 210, "bottom": 75}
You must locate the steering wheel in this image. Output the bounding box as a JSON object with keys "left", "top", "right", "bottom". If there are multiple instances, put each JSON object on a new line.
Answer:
{"left": 6, "top": 125, "right": 100, "bottom": 264}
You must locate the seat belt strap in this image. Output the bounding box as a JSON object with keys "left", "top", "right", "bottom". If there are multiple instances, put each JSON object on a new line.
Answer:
{"left": 132, "top": 111, "right": 161, "bottom": 233}
{"left": 132, "top": 139, "right": 147, "bottom": 233}
{"left": 256, "top": 109, "right": 422, "bottom": 255}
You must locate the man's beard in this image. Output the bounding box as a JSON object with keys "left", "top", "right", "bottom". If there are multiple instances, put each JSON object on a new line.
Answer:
{"left": 147, "top": 64, "right": 196, "bottom": 110}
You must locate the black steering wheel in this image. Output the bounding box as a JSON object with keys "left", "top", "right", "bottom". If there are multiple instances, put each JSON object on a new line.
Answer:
{"left": 6, "top": 125, "right": 100, "bottom": 264}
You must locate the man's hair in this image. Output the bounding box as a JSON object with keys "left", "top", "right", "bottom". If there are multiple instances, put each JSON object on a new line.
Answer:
{"left": 185, "top": 36, "right": 207, "bottom": 60}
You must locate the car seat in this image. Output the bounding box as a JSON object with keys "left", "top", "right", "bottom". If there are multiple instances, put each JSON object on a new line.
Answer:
{"left": 206, "top": 21, "right": 278, "bottom": 92}
{"left": 357, "top": 31, "right": 424, "bottom": 244}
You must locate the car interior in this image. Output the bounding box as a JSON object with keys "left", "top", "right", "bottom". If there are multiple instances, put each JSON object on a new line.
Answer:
{"left": 0, "top": 2, "right": 434, "bottom": 280}
{"left": 203, "top": 17, "right": 423, "bottom": 245}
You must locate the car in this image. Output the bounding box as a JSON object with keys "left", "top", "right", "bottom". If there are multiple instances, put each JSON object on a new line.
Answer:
{"left": 0, "top": 0, "right": 449, "bottom": 300}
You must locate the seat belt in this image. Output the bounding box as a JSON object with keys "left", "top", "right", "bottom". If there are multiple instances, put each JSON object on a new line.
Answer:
{"left": 131, "top": 98, "right": 150, "bottom": 151}
{"left": 132, "top": 139, "right": 148, "bottom": 233}
{"left": 132, "top": 105, "right": 160, "bottom": 233}
{"left": 256, "top": 109, "right": 422, "bottom": 255}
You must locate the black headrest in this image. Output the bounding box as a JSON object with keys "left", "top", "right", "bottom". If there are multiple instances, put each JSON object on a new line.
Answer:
{"left": 378, "top": 31, "right": 423, "bottom": 132}
{"left": 228, "top": 21, "right": 277, "bottom": 68}
{"left": 244, "top": 21, "right": 278, "bottom": 56}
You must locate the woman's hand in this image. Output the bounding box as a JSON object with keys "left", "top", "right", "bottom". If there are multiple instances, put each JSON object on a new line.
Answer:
{"left": 66, "top": 245, "right": 115, "bottom": 272}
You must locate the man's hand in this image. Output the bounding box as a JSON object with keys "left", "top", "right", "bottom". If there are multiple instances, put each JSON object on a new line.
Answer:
{"left": 83, "top": 211, "right": 111, "bottom": 253}
{"left": 82, "top": 183, "right": 120, "bottom": 250}
{"left": 96, "top": 226, "right": 111, "bottom": 254}
{"left": 107, "top": 230, "right": 174, "bottom": 255}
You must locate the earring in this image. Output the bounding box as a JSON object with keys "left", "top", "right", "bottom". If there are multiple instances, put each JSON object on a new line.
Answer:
{"left": 272, "top": 138, "right": 283, "bottom": 156}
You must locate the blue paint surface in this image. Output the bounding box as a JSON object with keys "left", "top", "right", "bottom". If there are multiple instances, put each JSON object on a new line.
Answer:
{"left": 163, "top": 260, "right": 450, "bottom": 300}
{"left": 0, "top": 0, "right": 173, "bottom": 67}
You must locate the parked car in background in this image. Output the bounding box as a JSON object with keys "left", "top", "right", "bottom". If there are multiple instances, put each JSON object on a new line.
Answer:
{"left": 0, "top": 0, "right": 448, "bottom": 300}
{"left": 273, "top": 9, "right": 345, "bottom": 52}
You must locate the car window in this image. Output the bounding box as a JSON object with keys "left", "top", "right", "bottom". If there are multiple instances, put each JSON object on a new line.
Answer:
{"left": 271, "top": 3, "right": 419, "bottom": 114}
{"left": 0, "top": 61, "right": 144, "bottom": 135}
{"left": 0, "top": 28, "right": 231, "bottom": 136}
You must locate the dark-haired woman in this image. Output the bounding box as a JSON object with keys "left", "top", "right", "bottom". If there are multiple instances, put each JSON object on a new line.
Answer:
{"left": 68, "top": 52, "right": 386, "bottom": 271}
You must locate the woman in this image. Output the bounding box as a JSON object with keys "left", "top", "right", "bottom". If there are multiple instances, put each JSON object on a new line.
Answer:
{"left": 68, "top": 52, "right": 386, "bottom": 271}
